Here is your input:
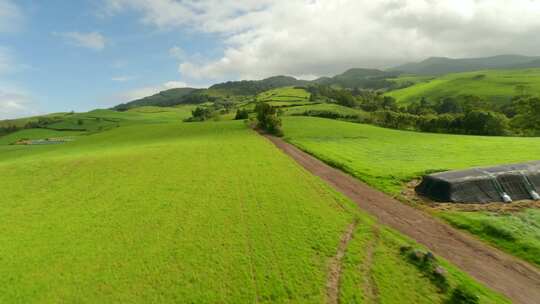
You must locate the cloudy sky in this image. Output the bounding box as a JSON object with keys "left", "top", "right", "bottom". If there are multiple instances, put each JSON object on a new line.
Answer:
{"left": 1, "top": 0, "right": 540, "bottom": 119}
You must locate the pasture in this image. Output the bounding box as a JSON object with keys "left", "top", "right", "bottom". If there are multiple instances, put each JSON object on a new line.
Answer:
{"left": 0, "top": 111, "right": 507, "bottom": 303}
{"left": 257, "top": 86, "right": 311, "bottom": 102}
{"left": 387, "top": 68, "right": 540, "bottom": 104}
{"left": 282, "top": 116, "right": 540, "bottom": 194}
{"left": 282, "top": 116, "right": 540, "bottom": 267}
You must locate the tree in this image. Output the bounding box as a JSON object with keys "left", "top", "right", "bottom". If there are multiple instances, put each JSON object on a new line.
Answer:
{"left": 190, "top": 107, "right": 213, "bottom": 121}
{"left": 461, "top": 110, "right": 508, "bottom": 136}
{"left": 435, "top": 97, "right": 462, "bottom": 114}
{"left": 255, "top": 103, "right": 283, "bottom": 136}
{"left": 234, "top": 109, "right": 249, "bottom": 120}
{"left": 510, "top": 96, "right": 540, "bottom": 135}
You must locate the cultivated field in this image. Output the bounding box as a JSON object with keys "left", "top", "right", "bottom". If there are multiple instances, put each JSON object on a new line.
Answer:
{"left": 387, "top": 68, "right": 540, "bottom": 104}
{"left": 282, "top": 116, "right": 540, "bottom": 267}
{"left": 0, "top": 111, "right": 508, "bottom": 303}
{"left": 257, "top": 86, "right": 311, "bottom": 102}
{"left": 283, "top": 116, "right": 540, "bottom": 194}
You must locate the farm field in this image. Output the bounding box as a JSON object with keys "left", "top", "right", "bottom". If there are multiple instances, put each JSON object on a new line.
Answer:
{"left": 0, "top": 111, "right": 508, "bottom": 303}
{"left": 257, "top": 86, "right": 311, "bottom": 102}
{"left": 282, "top": 116, "right": 540, "bottom": 267}
{"left": 386, "top": 68, "right": 540, "bottom": 104}
{"left": 282, "top": 103, "right": 368, "bottom": 119}
{"left": 282, "top": 116, "right": 540, "bottom": 195}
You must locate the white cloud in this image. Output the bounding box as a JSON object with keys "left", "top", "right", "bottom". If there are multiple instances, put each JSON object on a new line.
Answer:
{"left": 105, "top": 0, "right": 540, "bottom": 81}
{"left": 0, "top": 0, "right": 23, "bottom": 33}
{"left": 56, "top": 31, "right": 107, "bottom": 51}
{"left": 0, "top": 89, "right": 39, "bottom": 120}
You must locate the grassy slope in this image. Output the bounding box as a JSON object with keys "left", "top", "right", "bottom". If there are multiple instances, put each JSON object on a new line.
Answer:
{"left": 439, "top": 209, "right": 540, "bottom": 267}
{"left": 283, "top": 116, "right": 540, "bottom": 194}
{"left": 387, "top": 68, "right": 540, "bottom": 104}
{"left": 282, "top": 116, "right": 540, "bottom": 268}
{"left": 0, "top": 111, "right": 507, "bottom": 303}
{"left": 283, "top": 103, "right": 368, "bottom": 118}
{"left": 257, "top": 86, "right": 310, "bottom": 102}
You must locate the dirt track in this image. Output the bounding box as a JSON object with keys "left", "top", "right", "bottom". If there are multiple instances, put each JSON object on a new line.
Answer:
{"left": 264, "top": 135, "right": 540, "bottom": 304}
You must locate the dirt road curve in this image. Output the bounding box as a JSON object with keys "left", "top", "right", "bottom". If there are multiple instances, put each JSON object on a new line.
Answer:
{"left": 264, "top": 135, "right": 540, "bottom": 304}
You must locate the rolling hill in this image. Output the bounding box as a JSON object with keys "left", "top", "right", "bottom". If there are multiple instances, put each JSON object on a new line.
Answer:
{"left": 0, "top": 109, "right": 510, "bottom": 303}
{"left": 314, "top": 68, "right": 399, "bottom": 89}
{"left": 386, "top": 68, "right": 540, "bottom": 104}
{"left": 113, "top": 88, "right": 199, "bottom": 111}
{"left": 389, "top": 54, "right": 540, "bottom": 75}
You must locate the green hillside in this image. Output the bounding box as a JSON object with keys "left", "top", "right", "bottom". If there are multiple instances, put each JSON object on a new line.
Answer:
{"left": 386, "top": 68, "right": 540, "bottom": 104}
{"left": 283, "top": 116, "right": 540, "bottom": 194}
{"left": 389, "top": 55, "right": 540, "bottom": 75}
{"left": 314, "top": 68, "right": 399, "bottom": 89}
{"left": 256, "top": 86, "right": 311, "bottom": 102}
{"left": 0, "top": 110, "right": 508, "bottom": 303}
{"left": 113, "top": 88, "right": 199, "bottom": 111}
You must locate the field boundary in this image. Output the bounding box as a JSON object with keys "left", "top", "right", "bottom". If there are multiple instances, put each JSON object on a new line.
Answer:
{"left": 262, "top": 133, "right": 540, "bottom": 304}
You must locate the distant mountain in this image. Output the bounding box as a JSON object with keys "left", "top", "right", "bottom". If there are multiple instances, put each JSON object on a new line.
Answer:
{"left": 113, "top": 88, "right": 199, "bottom": 111}
{"left": 112, "top": 70, "right": 406, "bottom": 110}
{"left": 314, "top": 68, "right": 399, "bottom": 89}
{"left": 209, "top": 76, "right": 310, "bottom": 96}
{"left": 389, "top": 54, "right": 540, "bottom": 75}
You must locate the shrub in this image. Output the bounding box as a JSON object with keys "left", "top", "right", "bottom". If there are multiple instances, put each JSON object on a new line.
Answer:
{"left": 234, "top": 109, "right": 249, "bottom": 120}
{"left": 449, "top": 285, "right": 479, "bottom": 304}
{"left": 255, "top": 103, "right": 283, "bottom": 136}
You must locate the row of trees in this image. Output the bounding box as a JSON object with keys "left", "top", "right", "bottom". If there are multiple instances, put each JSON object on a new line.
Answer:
{"left": 0, "top": 117, "right": 62, "bottom": 136}
{"left": 308, "top": 84, "right": 540, "bottom": 136}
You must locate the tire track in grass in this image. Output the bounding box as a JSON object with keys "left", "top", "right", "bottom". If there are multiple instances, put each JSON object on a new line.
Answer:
{"left": 327, "top": 220, "right": 358, "bottom": 304}
{"left": 360, "top": 226, "right": 380, "bottom": 304}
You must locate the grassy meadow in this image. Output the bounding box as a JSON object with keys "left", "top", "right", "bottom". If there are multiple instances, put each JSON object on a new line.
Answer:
{"left": 387, "top": 68, "right": 540, "bottom": 104}
{"left": 282, "top": 116, "right": 540, "bottom": 194}
{"left": 257, "top": 86, "right": 311, "bottom": 102}
{"left": 282, "top": 116, "right": 540, "bottom": 268}
{"left": 0, "top": 110, "right": 508, "bottom": 303}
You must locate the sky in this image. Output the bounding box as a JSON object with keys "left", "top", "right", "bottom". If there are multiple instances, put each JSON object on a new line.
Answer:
{"left": 2, "top": 0, "right": 540, "bottom": 119}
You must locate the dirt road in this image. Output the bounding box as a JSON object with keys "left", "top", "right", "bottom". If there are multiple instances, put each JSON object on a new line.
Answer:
{"left": 264, "top": 134, "right": 540, "bottom": 304}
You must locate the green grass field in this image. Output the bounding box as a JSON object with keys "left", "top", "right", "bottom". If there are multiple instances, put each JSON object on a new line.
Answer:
{"left": 282, "top": 116, "right": 540, "bottom": 268}
{"left": 0, "top": 110, "right": 508, "bottom": 303}
{"left": 386, "top": 68, "right": 540, "bottom": 104}
{"left": 257, "top": 86, "right": 310, "bottom": 102}
{"left": 282, "top": 103, "right": 367, "bottom": 118}
{"left": 282, "top": 116, "right": 540, "bottom": 194}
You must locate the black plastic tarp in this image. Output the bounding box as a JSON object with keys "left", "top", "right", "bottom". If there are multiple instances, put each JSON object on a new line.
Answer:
{"left": 415, "top": 161, "right": 540, "bottom": 203}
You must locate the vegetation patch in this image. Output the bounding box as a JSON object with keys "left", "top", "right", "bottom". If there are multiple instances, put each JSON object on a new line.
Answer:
{"left": 438, "top": 209, "right": 540, "bottom": 267}
{"left": 0, "top": 109, "right": 509, "bottom": 303}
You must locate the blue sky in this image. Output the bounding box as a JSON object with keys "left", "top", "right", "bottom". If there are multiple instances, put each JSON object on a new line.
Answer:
{"left": 0, "top": 0, "right": 226, "bottom": 118}
{"left": 1, "top": 0, "right": 540, "bottom": 119}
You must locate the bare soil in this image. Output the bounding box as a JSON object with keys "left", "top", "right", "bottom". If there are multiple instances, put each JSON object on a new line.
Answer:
{"left": 264, "top": 134, "right": 540, "bottom": 304}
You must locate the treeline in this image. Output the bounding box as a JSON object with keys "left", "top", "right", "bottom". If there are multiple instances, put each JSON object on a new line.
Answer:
{"left": 0, "top": 117, "right": 62, "bottom": 136}
{"left": 307, "top": 84, "right": 540, "bottom": 136}
{"left": 185, "top": 100, "right": 235, "bottom": 122}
